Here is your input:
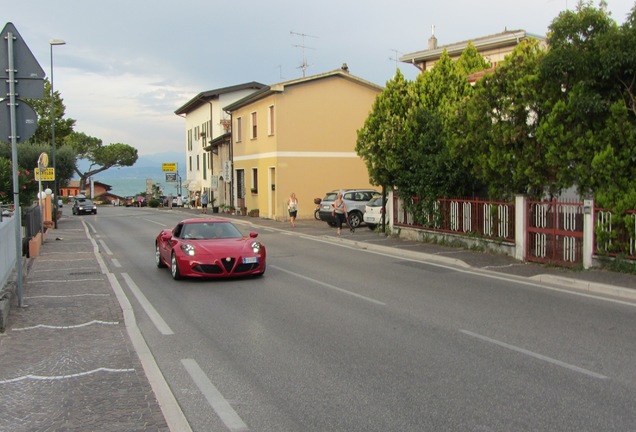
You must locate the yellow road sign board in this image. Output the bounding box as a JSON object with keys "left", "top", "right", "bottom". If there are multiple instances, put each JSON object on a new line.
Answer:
{"left": 34, "top": 167, "right": 55, "bottom": 181}
{"left": 162, "top": 162, "right": 177, "bottom": 172}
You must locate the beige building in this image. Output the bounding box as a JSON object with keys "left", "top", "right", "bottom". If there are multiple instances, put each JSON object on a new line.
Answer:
{"left": 224, "top": 67, "right": 383, "bottom": 221}
{"left": 400, "top": 29, "right": 546, "bottom": 75}
{"left": 174, "top": 82, "right": 265, "bottom": 208}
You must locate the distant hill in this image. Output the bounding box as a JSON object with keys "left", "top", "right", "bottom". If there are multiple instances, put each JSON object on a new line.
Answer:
{"left": 75, "top": 151, "right": 186, "bottom": 180}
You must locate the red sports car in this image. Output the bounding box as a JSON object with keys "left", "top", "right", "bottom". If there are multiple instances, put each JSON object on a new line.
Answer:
{"left": 155, "top": 218, "right": 266, "bottom": 280}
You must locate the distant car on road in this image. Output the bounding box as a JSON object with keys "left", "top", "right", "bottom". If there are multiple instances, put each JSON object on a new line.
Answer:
{"left": 72, "top": 199, "right": 97, "bottom": 215}
{"left": 124, "top": 196, "right": 134, "bottom": 207}
{"left": 155, "top": 218, "right": 266, "bottom": 280}
{"left": 318, "top": 189, "right": 379, "bottom": 228}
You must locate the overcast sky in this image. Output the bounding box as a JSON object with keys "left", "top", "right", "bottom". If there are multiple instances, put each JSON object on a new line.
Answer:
{"left": 4, "top": 0, "right": 633, "bottom": 156}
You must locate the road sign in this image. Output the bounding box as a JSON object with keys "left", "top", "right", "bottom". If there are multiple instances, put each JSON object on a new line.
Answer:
{"left": 166, "top": 173, "right": 177, "bottom": 182}
{"left": 162, "top": 162, "right": 177, "bottom": 172}
{"left": 35, "top": 167, "right": 55, "bottom": 181}
{"left": 0, "top": 22, "right": 46, "bottom": 99}
{"left": 0, "top": 100, "right": 38, "bottom": 142}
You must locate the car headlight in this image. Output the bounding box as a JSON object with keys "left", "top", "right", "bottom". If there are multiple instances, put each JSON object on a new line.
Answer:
{"left": 251, "top": 241, "right": 262, "bottom": 253}
{"left": 181, "top": 243, "right": 196, "bottom": 256}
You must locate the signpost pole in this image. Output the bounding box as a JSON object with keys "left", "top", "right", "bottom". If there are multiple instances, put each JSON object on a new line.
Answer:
{"left": 6, "top": 30, "right": 24, "bottom": 306}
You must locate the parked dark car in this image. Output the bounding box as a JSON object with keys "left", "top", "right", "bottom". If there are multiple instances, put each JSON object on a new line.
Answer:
{"left": 318, "top": 189, "right": 379, "bottom": 228}
{"left": 132, "top": 196, "right": 147, "bottom": 207}
{"left": 72, "top": 199, "right": 97, "bottom": 215}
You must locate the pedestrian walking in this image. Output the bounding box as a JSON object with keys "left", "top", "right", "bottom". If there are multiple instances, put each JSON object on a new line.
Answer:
{"left": 201, "top": 191, "right": 209, "bottom": 214}
{"left": 177, "top": 194, "right": 183, "bottom": 208}
{"left": 287, "top": 192, "right": 298, "bottom": 227}
{"left": 331, "top": 191, "right": 348, "bottom": 236}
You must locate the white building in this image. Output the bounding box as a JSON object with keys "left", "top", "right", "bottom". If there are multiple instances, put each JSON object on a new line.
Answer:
{"left": 174, "top": 82, "right": 265, "bottom": 208}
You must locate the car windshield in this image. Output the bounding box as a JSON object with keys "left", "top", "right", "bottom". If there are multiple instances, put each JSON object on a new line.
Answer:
{"left": 368, "top": 197, "right": 384, "bottom": 206}
{"left": 80, "top": 200, "right": 93, "bottom": 205}
{"left": 322, "top": 192, "right": 339, "bottom": 202}
{"left": 181, "top": 222, "right": 243, "bottom": 240}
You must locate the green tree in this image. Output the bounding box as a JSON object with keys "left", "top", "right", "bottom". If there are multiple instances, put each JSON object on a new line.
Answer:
{"left": 451, "top": 39, "right": 548, "bottom": 199}
{"left": 65, "top": 131, "right": 138, "bottom": 193}
{"left": 355, "top": 69, "right": 412, "bottom": 189}
{"left": 28, "top": 78, "right": 76, "bottom": 148}
{"left": 538, "top": 1, "right": 636, "bottom": 210}
{"left": 0, "top": 142, "right": 76, "bottom": 205}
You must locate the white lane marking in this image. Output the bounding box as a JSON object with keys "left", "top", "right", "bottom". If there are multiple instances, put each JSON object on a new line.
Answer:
{"left": 121, "top": 273, "right": 174, "bottom": 335}
{"left": 98, "top": 238, "right": 113, "bottom": 255}
{"left": 81, "top": 220, "right": 192, "bottom": 432}
{"left": 0, "top": 367, "right": 136, "bottom": 384}
{"left": 459, "top": 329, "right": 608, "bottom": 380}
{"left": 181, "top": 359, "right": 249, "bottom": 432}
{"left": 142, "top": 218, "right": 168, "bottom": 226}
{"left": 111, "top": 258, "right": 122, "bottom": 268}
{"left": 271, "top": 265, "right": 386, "bottom": 306}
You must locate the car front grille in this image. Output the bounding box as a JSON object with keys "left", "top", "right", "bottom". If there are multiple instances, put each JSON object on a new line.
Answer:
{"left": 194, "top": 258, "right": 260, "bottom": 275}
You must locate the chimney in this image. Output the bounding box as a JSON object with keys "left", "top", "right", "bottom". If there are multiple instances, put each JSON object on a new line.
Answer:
{"left": 428, "top": 24, "right": 438, "bottom": 50}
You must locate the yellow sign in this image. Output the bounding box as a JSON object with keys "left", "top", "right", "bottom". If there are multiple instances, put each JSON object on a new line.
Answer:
{"left": 162, "top": 162, "right": 177, "bottom": 172}
{"left": 35, "top": 167, "right": 55, "bottom": 181}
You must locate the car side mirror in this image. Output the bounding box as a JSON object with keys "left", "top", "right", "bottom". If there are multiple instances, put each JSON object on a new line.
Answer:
{"left": 249, "top": 232, "right": 258, "bottom": 238}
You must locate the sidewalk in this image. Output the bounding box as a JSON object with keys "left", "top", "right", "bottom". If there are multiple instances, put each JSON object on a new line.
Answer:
{"left": 1, "top": 208, "right": 634, "bottom": 432}
{"left": 0, "top": 216, "right": 172, "bottom": 432}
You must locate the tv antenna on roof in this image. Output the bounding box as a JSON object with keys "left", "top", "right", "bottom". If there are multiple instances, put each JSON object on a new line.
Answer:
{"left": 389, "top": 49, "right": 403, "bottom": 70}
{"left": 291, "top": 30, "right": 318, "bottom": 77}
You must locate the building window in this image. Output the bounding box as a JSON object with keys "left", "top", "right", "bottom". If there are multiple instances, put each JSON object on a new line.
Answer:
{"left": 250, "top": 112, "right": 257, "bottom": 139}
{"left": 237, "top": 169, "right": 245, "bottom": 199}
{"left": 196, "top": 155, "right": 200, "bottom": 171}
{"left": 251, "top": 168, "right": 258, "bottom": 194}
{"left": 236, "top": 117, "right": 242, "bottom": 142}
{"left": 203, "top": 154, "right": 207, "bottom": 180}
{"left": 268, "top": 105, "right": 275, "bottom": 136}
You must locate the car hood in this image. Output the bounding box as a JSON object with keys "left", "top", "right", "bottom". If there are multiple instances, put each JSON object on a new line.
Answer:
{"left": 183, "top": 238, "right": 254, "bottom": 255}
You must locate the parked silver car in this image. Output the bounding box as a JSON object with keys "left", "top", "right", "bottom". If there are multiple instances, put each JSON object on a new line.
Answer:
{"left": 318, "top": 189, "right": 379, "bottom": 228}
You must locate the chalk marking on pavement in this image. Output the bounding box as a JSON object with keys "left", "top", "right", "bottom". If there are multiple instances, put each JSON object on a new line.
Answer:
{"left": 122, "top": 273, "right": 174, "bottom": 335}
{"left": 459, "top": 329, "right": 608, "bottom": 380}
{"left": 181, "top": 359, "right": 249, "bottom": 432}
{"left": 271, "top": 265, "right": 386, "bottom": 306}
{"left": 0, "top": 367, "right": 136, "bottom": 385}
{"left": 12, "top": 320, "right": 119, "bottom": 331}
{"left": 98, "top": 238, "right": 113, "bottom": 255}
{"left": 28, "top": 278, "right": 103, "bottom": 283}
{"left": 27, "top": 293, "right": 109, "bottom": 299}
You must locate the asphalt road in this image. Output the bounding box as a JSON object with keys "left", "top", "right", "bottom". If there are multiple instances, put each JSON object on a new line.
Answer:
{"left": 88, "top": 206, "right": 636, "bottom": 432}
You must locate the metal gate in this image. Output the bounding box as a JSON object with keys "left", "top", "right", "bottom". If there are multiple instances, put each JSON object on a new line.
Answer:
{"left": 526, "top": 199, "right": 584, "bottom": 266}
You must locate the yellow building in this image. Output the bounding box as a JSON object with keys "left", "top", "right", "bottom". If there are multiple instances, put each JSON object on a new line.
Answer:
{"left": 224, "top": 67, "right": 383, "bottom": 221}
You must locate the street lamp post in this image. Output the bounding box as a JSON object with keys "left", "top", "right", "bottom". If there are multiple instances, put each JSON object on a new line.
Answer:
{"left": 49, "top": 39, "right": 65, "bottom": 229}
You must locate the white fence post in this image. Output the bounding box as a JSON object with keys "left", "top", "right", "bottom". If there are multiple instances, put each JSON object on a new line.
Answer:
{"left": 583, "top": 199, "right": 594, "bottom": 269}
{"left": 515, "top": 195, "right": 526, "bottom": 261}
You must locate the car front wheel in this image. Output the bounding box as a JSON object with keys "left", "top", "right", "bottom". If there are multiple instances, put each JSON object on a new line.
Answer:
{"left": 156, "top": 244, "right": 166, "bottom": 268}
{"left": 171, "top": 252, "right": 182, "bottom": 280}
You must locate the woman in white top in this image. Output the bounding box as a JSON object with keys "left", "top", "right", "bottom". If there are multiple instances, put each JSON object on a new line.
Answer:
{"left": 287, "top": 192, "right": 298, "bottom": 227}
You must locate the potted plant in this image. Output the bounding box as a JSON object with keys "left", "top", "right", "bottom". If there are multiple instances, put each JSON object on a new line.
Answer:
{"left": 240, "top": 207, "right": 247, "bottom": 216}
{"left": 248, "top": 209, "right": 259, "bottom": 217}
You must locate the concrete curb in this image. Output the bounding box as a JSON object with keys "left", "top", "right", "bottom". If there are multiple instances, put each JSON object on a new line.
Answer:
{"left": 530, "top": 274, "right": 636, "bottom": 301}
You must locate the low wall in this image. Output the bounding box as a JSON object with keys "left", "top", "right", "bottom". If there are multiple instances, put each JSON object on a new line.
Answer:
{"left": 393, "top": 225, "right": 517, "bottom": 258}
